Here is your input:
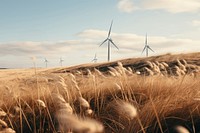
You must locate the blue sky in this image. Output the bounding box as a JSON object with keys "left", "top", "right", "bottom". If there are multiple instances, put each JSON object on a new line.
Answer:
{"left": 0, "top": 0, "right": 200, "bottom": 68}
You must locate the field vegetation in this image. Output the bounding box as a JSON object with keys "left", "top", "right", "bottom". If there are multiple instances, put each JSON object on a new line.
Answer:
{"left": 0, "top": 52, "right": 199, "bottom": 133}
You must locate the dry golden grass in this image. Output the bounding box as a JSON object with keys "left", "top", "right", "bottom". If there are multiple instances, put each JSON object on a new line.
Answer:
{"left": 0, "top": 52, "right": 199, "bottom": 133}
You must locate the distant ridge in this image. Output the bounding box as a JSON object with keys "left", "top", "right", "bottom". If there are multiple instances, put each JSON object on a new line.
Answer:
{"left": 0, "top": 68, "right": 8, "bottom": 69}
{"left": 51, "top": 52, "right": 200, "bottom": 74}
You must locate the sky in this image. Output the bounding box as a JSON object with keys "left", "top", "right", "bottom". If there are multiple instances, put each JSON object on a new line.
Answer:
{"left": 0, "top": 0, "right": 200, "bottom": 68}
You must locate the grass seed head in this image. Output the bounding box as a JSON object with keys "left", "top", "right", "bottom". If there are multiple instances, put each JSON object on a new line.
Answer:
{"left": 0, "top": 119, "right": 8, "bottom": 129}
{"left": 56, "top": 114, "right": 104, "bottom": 133}
{"left": 110, "top": 100, "right": 138, "bottom": 120}
{"left": 52, "top": 93, "right": 73, "bottom": 114}
{"left": 174, "top": 125, "right": 190, "bottom": 133}
{"left": 36, "top": 99, "right": 46, "bottom": 108}
{"left": 0, "top": 128, "right": 16, "bottom": 133}
{"left": 0, "top": 110, "right": 6, "bottom": 117}
{"left": 85, "top": 109, "right": 93, "bottom": 116}
{"left": 78, "top": 97, "right": 90, "bottom": 109}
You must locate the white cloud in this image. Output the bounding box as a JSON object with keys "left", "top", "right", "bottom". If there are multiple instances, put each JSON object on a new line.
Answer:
{"left": 0, "top": 29, "right": 200, "bottom": 68}
{"left": 192, "top": 20, "right": 200, "bottom": 26}
{"left": 117, "top": 0, "right": 200, "bottom": 13}
{"left": 117, "top": 0, "right": 136, "bottom": 13}
{"left": 142, "top": 0, "right": 200, "bottom": 13}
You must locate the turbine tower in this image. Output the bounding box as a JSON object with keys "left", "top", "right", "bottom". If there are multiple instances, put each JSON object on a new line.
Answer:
{"left": 91, "top": 53, "right": 97, "bottom": 63}
{"left": 99, "top": 20, "right": 119, "bottom": 61}
{"left": 44, "top": 58, "right": 48, "bottom": 68}
{"left": 142, "top": 33, "right": 154, "bottom": 57}
{"left": 59, "top": 57, "right": 64, "bottom": 66}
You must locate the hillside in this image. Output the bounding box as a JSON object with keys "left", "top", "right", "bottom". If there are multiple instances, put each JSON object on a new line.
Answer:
{"left": 0, "top": 52, "right": 199, "bottom": 133}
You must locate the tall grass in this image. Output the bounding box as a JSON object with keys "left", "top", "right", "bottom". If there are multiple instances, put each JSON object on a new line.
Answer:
{"left": 0, "top": 60, "right": 199, "bottom": 133}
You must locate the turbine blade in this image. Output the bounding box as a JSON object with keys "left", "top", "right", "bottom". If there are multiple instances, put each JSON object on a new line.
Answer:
{"left": 108, "top": 20, "right": 113, "bottom": 38}
{"left": 141, "top": 46, "right": 146, "bottom": 54}
{"left": 148, "top": 46, "right": 154, "bottom": 52}
{"left": 110, "top": 39, "right": 119, "bottom": 49}
{"left": 99, "top": 38, "right": 108, "bottom": 47}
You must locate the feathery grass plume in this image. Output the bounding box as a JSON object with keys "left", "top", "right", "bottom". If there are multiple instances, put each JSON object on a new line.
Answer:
{"left": 76, "top": 70, "right": 82, "bottom": 75}
{"left": 136, "top": 71, "right": 141, "bottom": 75}
{"left": 115, "top": 83, "right": 122, "bottom": 90}
{"left": 127, "top": 67, "right": 133, "bottom": 72}
{"left": 108, "top": 70, "right": 116, "bottom": 76}
{"left": 117, "top": 61, "right": 123, "bottom": 67}
{"left": 108, "top": 67, "right": 120, "bottom": 76}
{"left": 69, "top": 73, "right": 82, "bottom": 97}
{"left": 78, "top": 97, "right": 90, "bottom": 109}
{"left": 162, "top": 62, "right": 169, "bottom": 68}
{"left": 51, "top": 93, "right": 73, "bottom": 115}
{"left": 54, "top": 81, "right": 69, "bottom": 96}
{"left": 108, "top": 100, "right": 137, "bottom": 120}
{"left": 85, "top": 109, "right": 93, "bottom": 116}
{"left": 144, "top": 67, "right": 154, "bottom": 76}
{"left": 69, "top": 73, "right": 76, "bottom": 81}
{"left": 152, "top": 63, "right": 161, "bottom": 74}
{"left": 86, "top": 69, "right": 92, "bottom": 76}
{"left": 57, "top": 76, "right": 65, "bottom": 83}
{"left": 158, "top": 63, "right": 166, "bottom": 71}
{"left": 36, "top": 99, "right": 46, "bottom": 109}
{"left": 177, "top": 59, "right": 182, "bottom": 66}
{"left": 94, "top": 68, "right": 106, "bottom": 78}
{"left": 174, "top": 125, "right": 190, "bottom": 133}
{"left": 174, "top": 65, "right": 183, "bottom": 76}
{"left": 181, "top": 59, "right": 187, "bottom": 65}
{"left": 0, "top": 119, "right": 7, "bottom": 129}
{"left": 123, "top": 68, "right": 133, "bottom": 76}
{"left": 115, "top": 66, "right": 124, "bottom": 75}
{"left": 146, "top": 61, "right": 153, "bottom": 68}
{"left": 155, "top": 61, "right": 160, "bottom": 66}
{"left": 0, "top": 110, "right": 6, "bottom": 117}
{"left": 177, "top": 59, "right": 187, "bottom": 72}
{"left": 0, "top": 128, "right": 16, "bottom": 133}
{"left": 56, "top": 114, "right": 104, "bottom": 133}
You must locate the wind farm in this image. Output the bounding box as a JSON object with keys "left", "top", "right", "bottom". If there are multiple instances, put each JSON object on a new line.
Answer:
{"left": 0, "top": 20, "right": 199, "bottom": 133}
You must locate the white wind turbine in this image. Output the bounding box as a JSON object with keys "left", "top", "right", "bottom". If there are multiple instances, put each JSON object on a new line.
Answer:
{"left": 59, "top": 57, "right": 64, "bottom": 67}
{"left": 44, "top": 58, "right": 48, "bottom": 68}
{"left": 142, "top": 33, "right": 154, "bottom": 57}
{"left": 91, "top": 53, "right": 97, "bottom": 63}
{"left": 99, "top": 20, "right": 119, "bottom": 61}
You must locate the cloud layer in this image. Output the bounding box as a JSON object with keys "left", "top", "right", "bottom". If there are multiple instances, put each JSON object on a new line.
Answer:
{"left": 0, "top": 29, "right": 199, "bottom": 68}
{"left": 117, "top": 0, "right": 135, "bottom": 13}
{"left": 117, "top": 0, "right": 200, "bottom": 13}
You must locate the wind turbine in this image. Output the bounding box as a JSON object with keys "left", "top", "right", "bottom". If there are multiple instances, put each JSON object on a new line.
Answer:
{"left": 142, "top": 33, "right": 154, "bottom": 57}
{"left": 99, "top": 20, "right": 119, "bottom": 61}
{"left": 44, "top": 58, "right": 48, "bottom": 68}
{"left": 59, "top": 57, "right": 64, "bottom": 66}
{"left": 91, "top": 53, "right": 97, "bottom": 63}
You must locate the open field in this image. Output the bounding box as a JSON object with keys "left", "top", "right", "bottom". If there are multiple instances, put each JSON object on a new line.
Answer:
{"left": 0, "top": 52, "right": 200, "bottom": 133}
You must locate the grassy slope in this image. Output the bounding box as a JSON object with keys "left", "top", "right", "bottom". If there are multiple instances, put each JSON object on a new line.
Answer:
{"left": 0, "top": 52, "right": 199, "bottom": 133}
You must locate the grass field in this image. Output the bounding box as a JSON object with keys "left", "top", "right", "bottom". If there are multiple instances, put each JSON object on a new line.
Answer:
{"left": 0, "top": 52, "right": 199, "bottom": 133}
